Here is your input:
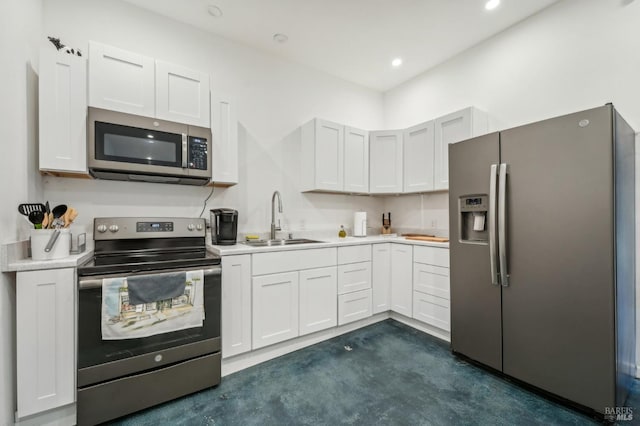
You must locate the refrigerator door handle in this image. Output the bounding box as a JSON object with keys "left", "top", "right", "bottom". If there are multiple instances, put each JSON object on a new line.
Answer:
{"left": 498, "top": 163, "right": 509, "bottom": 287}
{"left": 489, "top": 164, "right": 499, "bottom": 286}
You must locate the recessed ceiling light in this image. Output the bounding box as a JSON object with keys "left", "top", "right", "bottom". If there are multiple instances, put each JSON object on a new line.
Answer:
{"left": 391, "top": 58, "right": 403, "bottom": 67}
{"left": 207, "top": 5, "right": 223, "bottom": 17}
{"left": 485, "top": 0, "right": 500, "bottom": 10}
{"left": 273, "top": 33, "right": 289, "bottom": 44}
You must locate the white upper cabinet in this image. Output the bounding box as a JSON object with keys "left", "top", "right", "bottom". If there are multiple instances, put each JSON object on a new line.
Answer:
{"left": 301, "top": 118, "right": 345, "bottom": 192}
{"left": 210, "top": 93, "right": 238, "bottom": 184}
{"left": 434, "top": 107, "right": 488, "bottom": 190}
{"left": 155, "top": 60, "right": 210, "bottom": 128}
{"left": 343, "top": 126, "right": 369, "bottom": 193}
{"left": 89, "top": 41, "right": 155, "bottom": 117}
{"left": 39, "top": 48, "right": 87, "bottom": 174}
{"left": 403, "top": 120, "right": 435, "bottom": 193}
{"left": 369, "top": 130, "right": 403, "bottom": 194}
{"left": 89, "top": 41, "right": 211, "bottom": 128}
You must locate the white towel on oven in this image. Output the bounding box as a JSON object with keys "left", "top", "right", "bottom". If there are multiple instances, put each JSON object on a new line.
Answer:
{"left": 101, "top": 270, "right": 205, "bottom": 340}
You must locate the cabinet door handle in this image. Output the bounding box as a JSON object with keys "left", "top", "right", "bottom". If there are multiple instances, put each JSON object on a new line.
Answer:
{"left": 307, "top": 274, "right": 332, "bottom": 281}
{"left": 343, "top": 268, "right": 367, "bottom": 274}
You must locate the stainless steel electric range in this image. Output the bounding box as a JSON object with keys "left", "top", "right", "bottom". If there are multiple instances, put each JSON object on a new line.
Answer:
{"left": 76, "top": 217, "right": 221, "bottom": 426}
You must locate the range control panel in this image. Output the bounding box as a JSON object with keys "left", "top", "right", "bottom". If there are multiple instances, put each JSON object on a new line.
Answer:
{"left": 136, "top": 221, "right": 174, "bottom": 233}
{"left": 94, "top": 217, "right": 205, "bottom": 240}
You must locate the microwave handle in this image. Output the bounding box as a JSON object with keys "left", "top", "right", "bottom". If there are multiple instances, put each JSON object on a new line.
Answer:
{"left": 181, "top": 134, "right": 188, "bottom": 168}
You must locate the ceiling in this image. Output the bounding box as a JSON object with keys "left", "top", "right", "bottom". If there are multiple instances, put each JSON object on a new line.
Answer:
{"left": 122, "top": 0, "right": 560, "bottom": 92}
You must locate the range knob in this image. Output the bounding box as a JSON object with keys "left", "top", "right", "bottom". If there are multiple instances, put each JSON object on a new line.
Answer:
{"left": 97, "top": 224, "right": 107, "bottom": 233}
{"left": 109, "top": 225, "right": 119, "bottom": 233}
{"left": 196, "top": 223, "right": 204, "bottom": 231}
{"left": 187, "top": 224, "right": 195, "bottom": 231}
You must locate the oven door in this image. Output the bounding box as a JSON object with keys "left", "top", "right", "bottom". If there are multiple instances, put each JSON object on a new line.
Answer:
{"left": 77, "top": 265, "right": 221, "bottom": 388}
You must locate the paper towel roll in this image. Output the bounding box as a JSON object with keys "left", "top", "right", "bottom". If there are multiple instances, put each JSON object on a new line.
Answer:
{"left": 354, "top": 211, "right": 367, "bottom": 237}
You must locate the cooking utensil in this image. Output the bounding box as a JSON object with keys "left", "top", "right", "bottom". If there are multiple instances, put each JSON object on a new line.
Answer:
{"left": 17, "top": 203, "right": 46, "bottom": 216}
{"left": 28, "top": 211, "right": 45, "bottom": 229}
{"left": 64, "top": 207, "right": 78, "bottom": 228}
{"left": 44, "top": 204, "right": 68, "bottom": 252}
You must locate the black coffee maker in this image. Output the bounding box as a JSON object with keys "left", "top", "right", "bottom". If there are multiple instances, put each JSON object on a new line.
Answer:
{"left": 210, "top": 209, "right": 238, "bottom": 245}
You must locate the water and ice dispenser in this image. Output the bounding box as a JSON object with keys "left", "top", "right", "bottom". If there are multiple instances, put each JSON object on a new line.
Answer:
{"left": 459, "top": 195, "right": 488, "bottom": 243}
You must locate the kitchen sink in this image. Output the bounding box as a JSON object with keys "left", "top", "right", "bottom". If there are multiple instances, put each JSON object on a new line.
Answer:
{"left": 242, "top": 238, "right": 324, "bottom": 247}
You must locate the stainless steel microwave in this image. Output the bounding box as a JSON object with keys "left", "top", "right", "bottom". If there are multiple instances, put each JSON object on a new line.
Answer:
{"left": 88, "top": 107, "right": 212, "bottom": 185}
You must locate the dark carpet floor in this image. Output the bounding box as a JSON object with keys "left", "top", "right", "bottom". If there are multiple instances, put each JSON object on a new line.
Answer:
{"left": 108, "top": 319, "right": 639, "bottom": 425}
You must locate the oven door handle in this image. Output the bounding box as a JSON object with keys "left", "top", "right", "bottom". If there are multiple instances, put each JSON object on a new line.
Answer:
{"left": 78, "top": 266, "right": 221, "bottom": 290}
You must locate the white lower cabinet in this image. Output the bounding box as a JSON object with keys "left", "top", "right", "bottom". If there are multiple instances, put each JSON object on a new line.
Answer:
{"left": 299, "top": 267, "right": 338, "bottom": 336}
{"left": 372, "top": 243, "right": 391, "bottom": 314}
{"left": 221, "top": 255, "right": 252, "bottom": 358}
{"left": 413, "top": 263, "right": 450, "bottom": 300}
{"left": 337, "top": 246, "right": 372, "bottom": 326}
{"left": 413, "top": 292, "right": 450, "bottom": 331}
{"left": 337, "top": 262, "right": 371, "bottom": 294}
{"left": 252, "top": 272, "right": 299, "bottom": 349}
{"left": 412, "top": 246, "right": 451, "bottom": 332}
{"left": 16, "top": 268, "right": 75, "bottom": 419}
{"left": 391, "top": 244, "right": 413, "bottom": 317}
{"left": 338, "top": 289, "right": 372, "bottom": 325}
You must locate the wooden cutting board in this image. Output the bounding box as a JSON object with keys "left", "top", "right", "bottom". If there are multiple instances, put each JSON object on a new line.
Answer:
{"left": 405, "top": 236, "right": 449, "bottom": 243}
{"left": 401, "top": 233, "right": 435, "bottom": 237}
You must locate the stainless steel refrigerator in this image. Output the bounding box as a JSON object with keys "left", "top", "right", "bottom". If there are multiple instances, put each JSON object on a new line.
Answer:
{"left": 448, "top": 104, "right": 635, "bottom": 415}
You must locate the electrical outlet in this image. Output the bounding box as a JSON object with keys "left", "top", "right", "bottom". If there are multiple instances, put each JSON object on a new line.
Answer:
{"left": 431, "top": 219, "right": 437, "bottom": 229}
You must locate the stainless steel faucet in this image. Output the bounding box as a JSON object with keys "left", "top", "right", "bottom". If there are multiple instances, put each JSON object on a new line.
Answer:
{"left": 271, "top": 190, "right": 283, "bottom": 240}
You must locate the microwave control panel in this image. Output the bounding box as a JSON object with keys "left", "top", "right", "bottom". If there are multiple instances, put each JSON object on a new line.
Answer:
{"left": 188, "top": 137, "right": 208, "bottom": 170}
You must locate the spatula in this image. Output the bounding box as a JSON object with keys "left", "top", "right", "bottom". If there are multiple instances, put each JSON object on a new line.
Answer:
{"left": 18, "top": 203, "right": 46, "bottom": 216}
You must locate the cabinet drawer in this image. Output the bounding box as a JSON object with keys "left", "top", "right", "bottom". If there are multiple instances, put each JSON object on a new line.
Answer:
{"left": 337, "top": 262, "right": 371, "bottom": 294}
{"left": 413, "top": 246, "right": 449, "bottom": 267}
{"left": 338, "top": 245, "right": 371, "bottom": 264}
{"left": 338, "top": 289, "right": 372, "bottom": 325}
{"left": 252, "top": 247, "right": 336, "bottom": 276}
{"left": 413, "top": 264, "right": 450, "bottom": 300}
{"left": 412, "top": 291, "right": 450, "bottom": 331}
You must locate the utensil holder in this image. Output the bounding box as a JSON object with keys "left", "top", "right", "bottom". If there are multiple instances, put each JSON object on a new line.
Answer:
{"left": 70, "top": 232, "right": 87, "bottom": 254}
{"left": 30, "top": 229, "right": 71, "bottom": 260}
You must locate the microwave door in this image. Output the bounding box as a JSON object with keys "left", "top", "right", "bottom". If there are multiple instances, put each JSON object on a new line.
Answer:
{"left": 95, "top": 121, "right": 185, "bottom": 171}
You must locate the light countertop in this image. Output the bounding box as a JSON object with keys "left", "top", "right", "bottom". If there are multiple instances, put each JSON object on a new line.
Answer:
{"left": 1, "top": 239, "right": 94, "bottom": 272}
{"left": 207, "top": 235, "right": 449, "bottom": 256}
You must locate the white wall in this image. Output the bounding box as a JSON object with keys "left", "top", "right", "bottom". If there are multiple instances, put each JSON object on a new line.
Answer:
{"left": 41, "top": 0, "right": 385, "bottom": 238}
{"left": 0, "top": 0, "right": 43, "bottom": 422}
{"left": 383, "top": 0, "right": 640, "bottom": 233}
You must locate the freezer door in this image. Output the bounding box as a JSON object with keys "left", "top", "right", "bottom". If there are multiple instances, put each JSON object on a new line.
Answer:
{"left": 500, "top": 105, "right": 616, "bottom": 412}
{"left": 449, "top": 133, "right": 502, "bottom": 371}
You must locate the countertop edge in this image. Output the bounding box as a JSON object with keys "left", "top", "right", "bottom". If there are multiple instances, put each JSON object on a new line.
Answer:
{"left": 207, "top": 236, "right": 449, "bottom": 256}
